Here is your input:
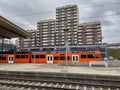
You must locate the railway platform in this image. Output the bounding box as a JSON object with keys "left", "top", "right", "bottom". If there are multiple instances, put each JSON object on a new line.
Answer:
{"left": 0, "top": 63, "right": 120, "bottom": 76}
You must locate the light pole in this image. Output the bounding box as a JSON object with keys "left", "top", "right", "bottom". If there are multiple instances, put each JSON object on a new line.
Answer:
{"left": 34, "top": 52, "right": 36, "bottom": 64}
{"left": 1, "top": 37, "right": 4, "bottom": 52}
{"left": 64, "top": 29, "right": 68, "bottom": 70}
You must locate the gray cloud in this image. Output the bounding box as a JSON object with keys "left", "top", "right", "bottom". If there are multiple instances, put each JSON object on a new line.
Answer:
{"left": 0, "top": 0, "right": 120, "bottom": 44}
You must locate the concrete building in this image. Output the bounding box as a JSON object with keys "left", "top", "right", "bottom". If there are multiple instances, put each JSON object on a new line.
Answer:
{"left": 19, "top": 5, "right": 102, "bottom": 48}
{"left": 37, "top": 19, "right": 56, "bottom": 47}
{"left": 16, "top": 29, "right": 36, "bottom": 48}
{"left": 0, "top": 39, "right": 16, "bottom": 51}
{"left": 78, "top": 22, "right": 102, "bottom": 45}
{"left": 0, "top": 39, "right": 13, "bottom": 44}
{"left": 55, "top": 5, "right": 79, "bottom": 46}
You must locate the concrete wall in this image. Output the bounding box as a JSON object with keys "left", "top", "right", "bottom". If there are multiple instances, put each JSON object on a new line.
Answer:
{"left": 58, "top": 60, "right": 120, "bottom": 67}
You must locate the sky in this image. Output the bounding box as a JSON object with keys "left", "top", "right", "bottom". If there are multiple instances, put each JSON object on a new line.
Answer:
{"left": 0, "top": 0, "right": 120, "bottom": 44}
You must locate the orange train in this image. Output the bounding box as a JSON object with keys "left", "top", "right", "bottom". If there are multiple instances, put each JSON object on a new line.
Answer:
{"left": 0, "top": 51, "right": 101, "bottom": 64}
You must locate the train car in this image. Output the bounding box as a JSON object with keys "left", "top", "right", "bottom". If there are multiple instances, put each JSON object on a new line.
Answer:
{"left": 30, "top": 51, "right": 101, "bottom": 64}
{"left": 31, "top": 53, "right": 46, "bottom": 63}
{"left": 14, "top": 53, "right": 31, "bottom": 63}
{"left": 0, "top": 52, "right": 30, "bottom": 64}
{"left": 79, "top": 51, "right": 101, "bottom": 62}
{"left": 46, "top": 53, "right": 72, "bottom": 64}
{"left": 30, "top": 53, "right": 72, "bottom": 64}
{"left": 0, "top": 51, "right": 101, "bottom": 64}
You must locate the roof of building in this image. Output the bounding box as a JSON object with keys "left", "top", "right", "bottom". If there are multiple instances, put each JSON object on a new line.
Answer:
{"left": 0, "top": 16, "right": 30, "bottom": 39}
{"left": 78, "top": 21, "right": 101, "bottom": 26}
{"left": 108, "top": 43, "right": 120, "bottom": 47}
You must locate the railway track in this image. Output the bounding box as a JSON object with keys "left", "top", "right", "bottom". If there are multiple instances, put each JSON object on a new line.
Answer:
{"left": 0, "top": 78, "right": 119, "bottom": 90}
{"left": 0, "top": 71, "right": 119, "bottom": 90}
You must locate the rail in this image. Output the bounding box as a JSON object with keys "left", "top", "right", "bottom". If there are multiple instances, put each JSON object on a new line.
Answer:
{"left": 0, "top": 71, "right": 119, "bottom": 90}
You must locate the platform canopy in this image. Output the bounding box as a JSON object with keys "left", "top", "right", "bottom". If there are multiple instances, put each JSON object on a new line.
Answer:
{"left": 0, "top": 16, "right": 30, "bottom": 39}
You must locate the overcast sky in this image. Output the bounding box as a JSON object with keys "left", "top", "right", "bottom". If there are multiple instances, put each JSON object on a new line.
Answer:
{"left": 0, "top": 0, "right": 120, "bottom": 44}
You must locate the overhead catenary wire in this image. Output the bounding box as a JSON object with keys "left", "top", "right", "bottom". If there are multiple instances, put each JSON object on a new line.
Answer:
{"left": 1, "top": 0, "right": 120, "bottom": 28}
{"left": 3, "top": 2, "right": 119, "bottom": 18}
{"left": 18, "top": 13, "right": 120, "bottom": 27}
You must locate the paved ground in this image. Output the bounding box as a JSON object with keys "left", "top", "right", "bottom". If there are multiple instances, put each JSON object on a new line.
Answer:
{"left": 0, "top": 63, "right": 120, "bottom": 76}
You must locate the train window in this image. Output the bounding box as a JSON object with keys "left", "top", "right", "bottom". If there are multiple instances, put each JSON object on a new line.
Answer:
{"left": 94, "top": 55, "right": 99, "bottom": 58}
{"left": 26, "top": 55, "right": 28, "bottom": 58}
{"left": 0, "top": 56, "right": 2, "bottom": 60}
{"left": 0, "top": 55, "right": 6, "bottom": 60}
{"left": 81, "top": 54, "right": 86, "bottom": 58}
{"left": 2, "top": 56, "right": 6, "bottom": 60}
{"left": 36, "top": 55, "right": 39, "bottom": 58}
{"left": 16, "top": 55, "right": 20, "bottom": 59}
{"left": 60, "top": 56, "right": 65, "bottom": 60}
{"left": 32, "top": 55, "right": 34, "bottom": 58}
{"left": 21, "top": 55, "right": 26, "bottom": 58}
{"left": 54, "top": 56, "right": 59, "bottom": 60}
{"left": 32, "top": 55, "right": 36, "bottom": 58}
{"left": 88, "top": 54, "right": 94, "bottom": 58}
{"left": 67, "top": 56, "right": 70, "bottom": 60}
{"left": 40, "top": 55, "right": 45, "bottom": 58}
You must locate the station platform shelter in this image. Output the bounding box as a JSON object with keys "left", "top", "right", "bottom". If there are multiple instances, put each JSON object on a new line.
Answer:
{"left": 0, "top": 15, "right": 30, "bottom": 51}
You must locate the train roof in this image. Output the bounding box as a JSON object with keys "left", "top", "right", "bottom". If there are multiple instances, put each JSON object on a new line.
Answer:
{"left": 0, "top": 51, "right": 30, "bottom": 54}
{"left": 0, "top": 51, "right": 101, "bottom": 54}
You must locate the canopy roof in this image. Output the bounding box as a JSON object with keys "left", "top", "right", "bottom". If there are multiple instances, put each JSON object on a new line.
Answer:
{"left": 0, "top": 16, "right": 30, "bottom": 39}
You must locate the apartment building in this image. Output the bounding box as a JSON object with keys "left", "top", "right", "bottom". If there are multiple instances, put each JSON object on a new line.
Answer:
{"left": 78, "top": 22, "right": 102, "bottom": 45}
{"left": 16, "top": 29, "right": 36, "bottom": 48}
{"left": 37, "top": 19, "right": 56, "bottom": 47}
{"left": 19, "top": 5, "right": 102, "bottom": 48}
{"left": 55, "top": 5, "right": 79, "bottom": 46}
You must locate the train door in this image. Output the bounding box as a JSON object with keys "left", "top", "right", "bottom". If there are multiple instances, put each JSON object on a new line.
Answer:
{"left": 72, "top": 55, "right": 79, "bottom": 62}
{"left": 47, "top": 55, "right": 53, "bottom": 63}
{"left": 8, "top": 55, "right": 14, "bottom": 64}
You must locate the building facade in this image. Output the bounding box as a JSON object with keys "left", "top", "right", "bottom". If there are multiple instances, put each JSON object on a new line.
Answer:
{"left": 0, "top": 39, "right": 13, "bottom": 44}
{"left": 0, "top": 39, "right": 16, "bottom": 51}
{"left": 16, "top": 29, "right": 36, "bottom": 48}
{"left": 77, "top": 22, "right": 102, "bottom": 45}
{"left": 18, "top": 4, "right": 102, "bottom": 48}
{"left": 56, "top": 5, "right": 79, "bottom": 46}
{"left": 37, "top": 19, "right": 56, "bottom": 47}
